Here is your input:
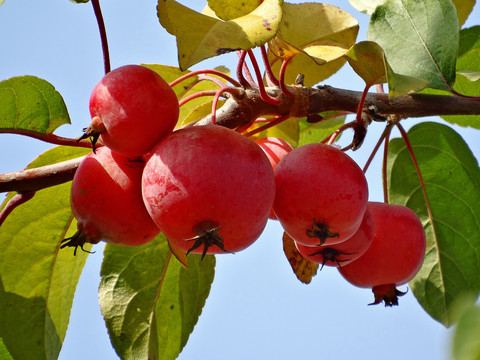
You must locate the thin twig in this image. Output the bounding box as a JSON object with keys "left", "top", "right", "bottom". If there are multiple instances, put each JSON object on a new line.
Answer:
{"left": 91, "top": 0, "right": 111, "bottom": 74}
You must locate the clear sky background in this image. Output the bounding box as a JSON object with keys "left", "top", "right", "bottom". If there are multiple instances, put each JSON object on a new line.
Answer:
{"left": 0, "top": 1, "right": 479, "bottom": 359}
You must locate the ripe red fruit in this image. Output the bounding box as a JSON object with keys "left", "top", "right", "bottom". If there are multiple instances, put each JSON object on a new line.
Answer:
{"left": 295, "top": 204, "right": 375, "bottom": 268}
{"left": 273, "top": 143, "right": 368, "bottom": 246}
{"left": 141, "top": 125, "right": 275, "bottom": 258}
{"left": 255, "top": 137, "right": 294, "bottom": 220}
{"left": 62, "top": 147, "right": 160, "bottom": 254}
{"left": 338, "top": 202, "right": 426, "bottom": 306}
{"left": 84, "top": 65, "right": 179, "bottom": 157}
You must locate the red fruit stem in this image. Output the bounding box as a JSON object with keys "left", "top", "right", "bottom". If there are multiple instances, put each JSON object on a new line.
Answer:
{"left": 236, "top": 50, "right": 254, "bottom": 88}
{"left": 363, "top": 123, "right": 393, "bottom": 174}
{"left": 382, "top": 126, "right": 391, "bottom": 203}
{"left": 243, "top": 115, "right": 290, "bottom": 137}
{"left": 247, "top": 50, "right": 280, "bottom": 106}
{"left": 396, "top": 122, "right": 436, "bottom": 231}
{"left": 279, "top": 57, "right": 295, "bottom": 99}
{"left": 0, "top": 192, "right": 35, "bottom": 227}
{"left": 356, "top": 80, "right": 377, "bottom": 126}
{"left": 169, "top": 69, "right": 241, "bottom": 88}
{"left": 91, "top": 0, "right": 110, "bottom": 74}
{"left": 198, "top": 74, "right": 231, "bottom": 88}
{"left": 261, "top": 45, "right": 279, "bottom": 87}
{"left": 324, "top": 122, "right": 356, "bottom": 145}
{"left": 376, "top": 84, "right": 385, "bottom": 94}
{"left": 0, "top": 130, "right": 93, "bottom": 149}
{"left": 178, "top": 90, "right": 220, "bottom": 107}
{"left": 211, "top": 87, "right": 239, "bottom": 125}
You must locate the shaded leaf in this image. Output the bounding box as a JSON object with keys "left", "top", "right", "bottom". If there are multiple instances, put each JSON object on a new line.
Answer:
{"left": 452, "top": 304, "right": 480, "bottom": 360}
{"left": 207, "top": 0, "right": 261, "bottom": 21}
{"left": 387, "top": 122, "right": 480, "bottom": 326}
{"left": 368, "top": 0, "right": 459, "bottom": 91}
{"left": 268, "top": 3, "right": 358, "bottom": 86}
{"left": 157, "top": 0, "right": 282, "bottom": 70}
{"left": 99, "top": 235, "right": 215, "bottom": 360}
{"left": 282, "top": 232, "right": 318, "bottom": 284}
{"left": 0, "top": 76, "right": 70, "bottom": 134}
{"left": 298, "top": 112, "right": 345, "bottom": 147}
{"left": 0, "top": 146, "right": 90, "bottom": 359}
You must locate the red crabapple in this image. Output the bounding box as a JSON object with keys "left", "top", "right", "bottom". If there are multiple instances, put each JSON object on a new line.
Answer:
{"left": 295, "top": 204, "right": 375, "bottom": 268}
{"left": 62, "top": 147, "right": 160, "bottom": 254}
{"left": 82, "top": 65, "right": 179, "bottom": 157}
{"left": 273, "top": 143, "right": 368, "bottom": 246}
{"left": 141, "top": 125, "right": 275, "bottom": 258}
{"left": 338, "top": 202, "right": 426, "bottom": 306}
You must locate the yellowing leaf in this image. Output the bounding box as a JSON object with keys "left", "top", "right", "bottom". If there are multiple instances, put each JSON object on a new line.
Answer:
{"left": 157, "top": 0, "right": 283, "bottom": 70}
{"left": 282, "top": 232, "right": 318, "bottom": 284}
{"left": 451, "top": 0, "right": 476, "bottom": 27}
{"left": 246, "top": 117, "right": 299, "bottom": 147}
{"left": 207, "top": 0, "right": 261, "bottom": 21}
{"left": 268, "top": 3, "right": 358, "bottom": 86}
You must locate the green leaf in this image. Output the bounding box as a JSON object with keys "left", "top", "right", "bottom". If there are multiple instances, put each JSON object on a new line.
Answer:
{"left": 0, "top": 146, "right": 91, "bottom": 359}
{"left": 344, "top": 41, "right": 428, "bottom": 96}
{"left": 0, "top": 76, "right": 70, "bottom": 135}
{"left": 0, "top": 338, "right": 14, "bottom": 360}
{"left": 387, "top": 122, "right": 480, "bottom": 326}
{"left": 157, "top": 0, "right": 282, "bottom": 70}
{"left": 368, "top": 0, "right": 459, "bottom": 91}
{"left": 452, "top": 304, "right": 480, "bottom": 360}
{"left": 268, "top": 3, "right": 358, "bottom": 86}
{"left": 206, "top": 0, "right": 261, "bottom": 21}
{"left": 457, "top": 70, "right": 480, "bottom": 82}
{"left": 298, "top": 112, "right": 345, "bottom": 146}
{"left": 348, "top": 0, "right": 387, "bottom": 15}
{"left": 99, "top": 235, "right": 215, "bottom": 360}
{"left": 451, "top": 0, "right": 476, "bottom": 27}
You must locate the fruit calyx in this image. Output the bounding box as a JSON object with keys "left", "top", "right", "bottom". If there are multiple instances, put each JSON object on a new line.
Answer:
{"left": 185, "top": 221, "right": 232, "bottom": 259}
{"left": 309, "top": 247, "right": 356, "bottom": 270}
{"left": 77, "top": 116, "right": 106, "bottom": 153}
{"left": 305, "top": 218, "right": 339, "bottom": 245}
{"left": 369, "top": 284, "right": 407, "bottom": 307}
{"left": 60, "top": 230, "right": 97, "bottom": 256}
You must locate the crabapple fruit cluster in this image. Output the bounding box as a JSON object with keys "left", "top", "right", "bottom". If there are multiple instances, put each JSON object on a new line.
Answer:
{"left": 66, "top": 64, "right": 426, "bottom": 306}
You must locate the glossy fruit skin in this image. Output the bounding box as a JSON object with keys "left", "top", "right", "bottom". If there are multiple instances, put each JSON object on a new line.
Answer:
{"left": 255, "top": 137, "right": 294, "bottom": 220}
{"left": 295, "top": 204, "right": 375, "bottom": 268}
{"left": 70, "top": 147, "right": 160, "bottom": 246}
{"left": 141, "top": 125, "right": 276, "bottom": 255}
{"left": 273, "top": 143, "right": 368, "bottom": 246}
{"left": 89, "top": 65, "right": 179, "bottom": 157}
{"left": 338, "top": 202, "right": 426, "bottom": 289}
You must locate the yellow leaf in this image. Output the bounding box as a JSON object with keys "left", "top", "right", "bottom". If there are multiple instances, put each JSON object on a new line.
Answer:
{"left": 268, "top": 3, "right": 358, "bottom": 86}
{"left": 157, "top": 0, "right": 283, "bottom": 70}
{"left": 207, "top": 0, "right": 262, "bottom": 21}
{"left": 282, "top": 232, "right": 318, "bottom": 284}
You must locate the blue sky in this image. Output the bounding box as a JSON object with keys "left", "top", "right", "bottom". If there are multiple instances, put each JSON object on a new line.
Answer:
{"left": 1, "top": 1, "right": 479, "bottom": 359}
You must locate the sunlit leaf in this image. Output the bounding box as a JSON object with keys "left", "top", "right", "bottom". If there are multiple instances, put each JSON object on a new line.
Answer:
{"left": 268, "top": 3, "right": 358, "bottom": 86}
{"left": 246, "top": 117, "right": 299, "bottom": 147}
{"left": 451, "top": 0, "right": 476, "bottom": 27}
{"left": 368, "top": 0, "right": 459, "bottom": 91}
{"left": 282, "top": 232, "right": 318, "bottom": 284}
{"left": 387, "top": 122, "right": 480, "bottom": 326}
{"left": 452, "top": 304, "right": 480, "bottom": 360}
{"left": 348, "top": 0, "right": 387, "bottom": 14}
{"left": 99, "top": 235, "right": 215, "bottom": 360}
{"left": 157, "top": 0, "right": 282, "bottom": 70}
{"left": 207, "top": 0, "right": 261, "bottom": 20}
{"left": 298, "top": 112, "right": 345, "bottom": 147}
{"left": 0, "top": 76, "right": 70, "bottom": 135}
{"left": 0, "top": 338, "right": 13, "bottom": 360}
{"left": 457, "top": 70, "right": 480, "bottom": 82}
{"left": 0, "top": 146, "right": 90, "bottom": 359}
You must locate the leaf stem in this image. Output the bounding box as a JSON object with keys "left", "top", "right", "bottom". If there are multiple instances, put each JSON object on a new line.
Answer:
{"left": 0, "top": 192, "right": 35, "bottom": 227}
{"left": 279, "top": 57, "right": 295, "bottom": 99}
{"left": 261, "top": 45, "right": 279, "bottom": 87}
{"left": 363, "top": 123, "right": 393, "bottom": 174}
{"left": 382, "top": 127, "right": 391, "bottom": 203}
{"left": 0, "top": 130, "right": 92, "bottom": 148}
{"left": 247, "top": 50, "right": 280, "bottom": 105}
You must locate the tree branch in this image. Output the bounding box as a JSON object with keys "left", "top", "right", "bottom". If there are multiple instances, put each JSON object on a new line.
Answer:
{"left": 2, "top": 85, "right": 480, "bottom": 195}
